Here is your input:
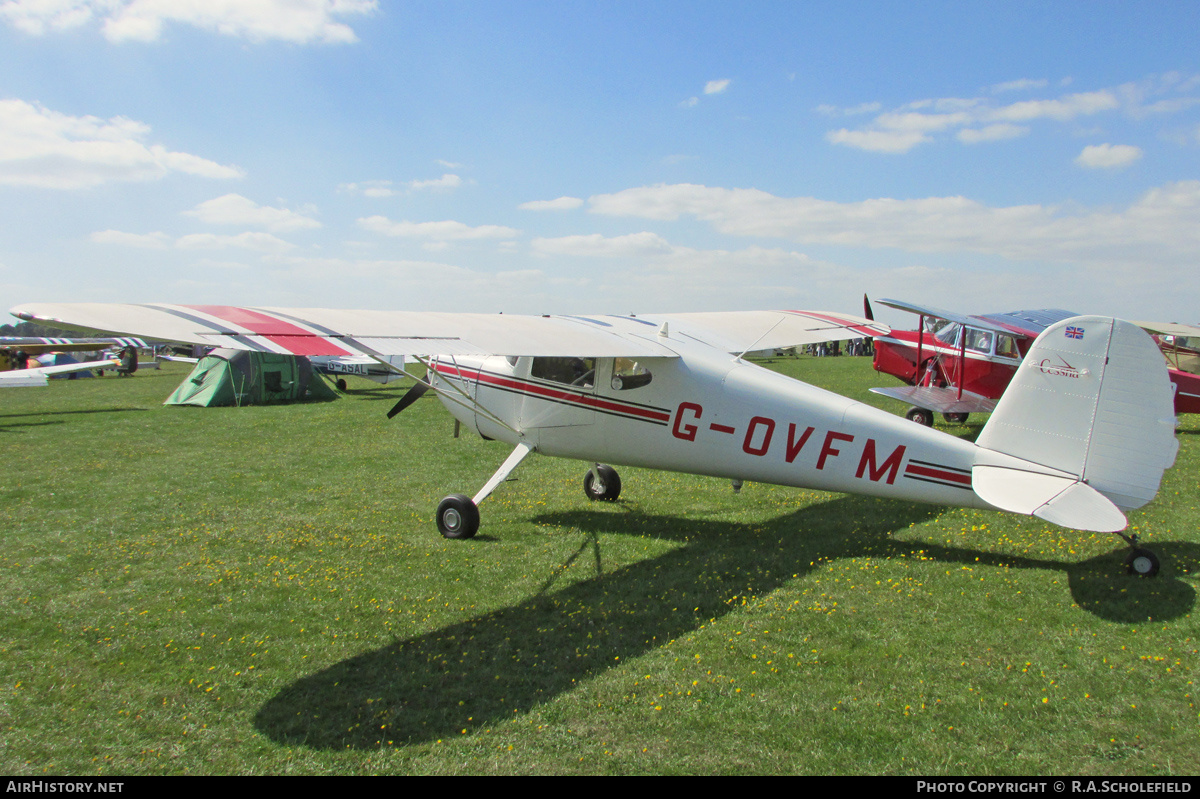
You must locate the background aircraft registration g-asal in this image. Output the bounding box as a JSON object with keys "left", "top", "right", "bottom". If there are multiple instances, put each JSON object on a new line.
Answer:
{"left": 12, "top": 302, "right": 1180, "bottom": 577}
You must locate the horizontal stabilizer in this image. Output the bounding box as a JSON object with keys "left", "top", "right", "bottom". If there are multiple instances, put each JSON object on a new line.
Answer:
{"left": 869, "top": 385, "right": 997, "bottom": 415}
{"left": 972, "top": 465, "right": 1126, "bottom": 532}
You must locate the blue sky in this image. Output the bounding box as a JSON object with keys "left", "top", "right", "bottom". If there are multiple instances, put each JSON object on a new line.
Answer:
{"left": 2, "top": 1, "right": 1199, "bottom": 328}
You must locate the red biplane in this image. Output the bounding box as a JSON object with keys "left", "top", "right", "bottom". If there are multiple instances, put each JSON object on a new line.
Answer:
{"left": 868, "top": 298, "right": 1200, "bottom": 425}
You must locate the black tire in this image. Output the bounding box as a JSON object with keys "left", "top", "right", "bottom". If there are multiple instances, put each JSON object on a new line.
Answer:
{"left": 1125, "top": 547, "right": 1160, "bottom": 577}
{"left": 336, "top": 378, "right": 347, "bottom": 392}
{"left": 436, "top": 494, "right": 479, "bottom": 539}
{"left": 584, "top": 465, "right": 621, "bottom": 501}
{"left": 905, "top": 406, "right": 934, "bottom": 427}
{"left": 943, "top": 412, "right": 969, "bottom": 424}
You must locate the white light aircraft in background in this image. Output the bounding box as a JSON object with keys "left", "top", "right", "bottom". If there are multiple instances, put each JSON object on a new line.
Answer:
{"left": 11, "top": 303, "right": 1179, "bottom": 576}
{"left": 0, "top": 336, "right": 145, "bottom": 386}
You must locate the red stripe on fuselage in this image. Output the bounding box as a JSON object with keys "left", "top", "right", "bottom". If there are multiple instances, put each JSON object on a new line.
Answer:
{"left": 904, "top": 463, "right": 972, "bottom": 485}
{"left": 187, "top": 305, "right": 352, "bottom": 357}
{"left": 434, "top": 363, "right": 670, "bottom": 423}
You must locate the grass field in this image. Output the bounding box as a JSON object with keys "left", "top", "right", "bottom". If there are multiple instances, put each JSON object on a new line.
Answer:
{"left": 0, "top": 356, "right": 1195, "bottom": 775}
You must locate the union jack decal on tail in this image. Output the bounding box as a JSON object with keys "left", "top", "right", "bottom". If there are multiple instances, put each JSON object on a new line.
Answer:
{"left": 1064, "top": 326, "right": 1084, "bottom": 339}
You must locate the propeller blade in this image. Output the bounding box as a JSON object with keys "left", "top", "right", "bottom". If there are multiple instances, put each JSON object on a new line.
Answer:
{"left": 863, "top": 294, "right": 875, "bottom": 321}
{"left": 386, "top": 380, "right": 430, "bottom": 419}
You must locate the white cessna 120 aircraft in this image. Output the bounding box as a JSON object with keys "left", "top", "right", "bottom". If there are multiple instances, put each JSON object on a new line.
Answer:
{"left": 11, "top": 303, "right": 1179, "bottom": 576}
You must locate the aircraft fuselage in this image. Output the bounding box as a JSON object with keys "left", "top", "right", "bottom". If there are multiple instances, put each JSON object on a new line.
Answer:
{"left": 430, "top": 339, "right": 1003, "bottom": 511}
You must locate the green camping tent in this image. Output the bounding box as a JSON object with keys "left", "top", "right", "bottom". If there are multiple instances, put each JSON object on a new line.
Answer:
{"left": 165, "top": 348, "right": 338, "bottom": 406}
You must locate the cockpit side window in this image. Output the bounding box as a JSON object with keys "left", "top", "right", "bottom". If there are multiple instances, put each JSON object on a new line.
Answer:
{"left": 611, "top": 358, "right": 652, "bottom": 390}
{"left": 530, "top": 357, "right": 595, "bottom": 388}
{"left": 995, "top": 335, "right": 1019, "bottom": 359}
{"left": 964, "top": 328, "right": 994, "bottom": 354}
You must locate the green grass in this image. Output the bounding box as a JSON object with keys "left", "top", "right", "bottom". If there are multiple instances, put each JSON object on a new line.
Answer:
{"left": 0, "top": 357, "right": 1196, "bottom": 775}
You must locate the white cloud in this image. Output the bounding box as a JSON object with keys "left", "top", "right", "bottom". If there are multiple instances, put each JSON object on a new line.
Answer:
{"left": 587, "top": 181, "right": 1200, "bottom": 269}
{"left": 185, "top": 194, "right": 321, "bottom": 232}
{"left": 680, "top": 96, "right": 699, "bottom": 108}
{"left": 823, "top": 82, "right": 1171, "bottom": 154}
{"left": 704, "top": 79, "right": 731, "bottom": 95}
{"left": 176, "top": 232, "right": 295, "bottom": 253}
{"left": 826, "top": 128, "right": 929, "bottom": 154}
{"left": 1, "top": 0, "right": 377, "bottom": 44}
{"left": 531, "top": 232, "right": 672, "bottom": 258}
{"left": 92, "top": 228, "right": 294, "bottom": 252}
{"left": 987, "top": 90, "right": 1119, "bottom": 122}
{"left": 990, "top": 78, "right": 1049, "bottom": 94}
{"left": 90, "top": 229, "right": 171, "bottom": 249}
{"left": 956, "top": 123, "right": 1029, "bottom": 144}
{"left": 1075, "top": 143, "right": 1143, "bottom": 169}
{"left": 339, "top": 180, "right": 395, "bottom": 198}
{"left": 519, "top": 196, "right": 584, "bottom": 211}
{"left": 357, "top": 216, "right": 520, "bottom": 241}
{"left": 408, "top": 173, "right": 461, "bottom": 191}
{"left": 0, "top": 99, "right": 243, "bottom": 189}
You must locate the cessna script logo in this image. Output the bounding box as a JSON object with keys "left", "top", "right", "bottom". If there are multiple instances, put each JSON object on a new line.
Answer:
{"left": 1033, "top": 355, "right": 1089, "bottom": 379}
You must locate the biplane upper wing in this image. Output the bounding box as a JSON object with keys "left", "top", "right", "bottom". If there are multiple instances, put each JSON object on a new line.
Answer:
{"left": 875, "top": 299, "right": 1031, "bottom": 336}
{"left": 10, "top": 304, "right": 885, "bottom": 361}
{"left": 878, "top": 298, "right": 1079, "bottom": 339}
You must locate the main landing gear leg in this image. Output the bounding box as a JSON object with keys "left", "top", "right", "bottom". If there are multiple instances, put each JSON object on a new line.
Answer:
{"left": 436, "top": 442, "right": 534, "bottom": 540}
{"left": 1113, "top": 531, "right": 1161, "bottom": 577}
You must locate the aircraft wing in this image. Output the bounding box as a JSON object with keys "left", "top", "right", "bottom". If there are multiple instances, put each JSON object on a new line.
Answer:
{"left": 1134, "top": 321, "right": 1200, "bottom": 338}
{"left": 653, "top": 310, "right": 886, "bottom": 353}
{"left": 0, "top": 336, "right": 148, "bottom": 354}
{"left": 878, "top": 299, "right": 1078, "bottom": 339}
{"left": 0, "top": 358, "right": 120, "bottom": 387}
{"left": 11, "top": 303, "right": 682, "bottom": 359}
{"left": 11, "top": 304, "right": 884, "bottom": 361}
{"left": 868, "top": 385, "right": 998, "bottom": 415}
{"left": 875, "top": 299, "right": 1021, "bottom": 336}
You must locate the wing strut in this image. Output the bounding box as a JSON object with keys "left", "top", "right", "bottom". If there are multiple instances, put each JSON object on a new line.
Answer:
{"left": 472, "top": 442, "right": 535, "bottom": 505}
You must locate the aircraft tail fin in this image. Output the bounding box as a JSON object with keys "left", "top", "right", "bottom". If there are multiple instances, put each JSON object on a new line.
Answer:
{"left": 972, "top": 316, "right": 1177, "bottom": 532}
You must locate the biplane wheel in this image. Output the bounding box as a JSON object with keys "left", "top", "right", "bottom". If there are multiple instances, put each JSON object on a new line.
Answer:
{"left": 943, "top": 412, "right": 969, "bottom": 424}
{"left": 336, "top": 378, "right": 347, "bottom": 392}
{"left": 905, "top": 406, "right": 934, "bottom": 427}
{"left": 436, "top": 494, "right": 479, "bottom": 539}
{"left": 1125, "top": 547, "right": 1160, "bottom": 578}
{"left": 584, "top": 465, "right": 621, "bottom": 502}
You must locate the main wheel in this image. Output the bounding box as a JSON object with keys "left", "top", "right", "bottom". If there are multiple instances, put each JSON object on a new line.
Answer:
{"left": 905, "top": 406, "right": 934, "bottom": 427}
{"left": 1125, "top": 547, "right": 1160, "bottom": 577}
{"left": 584, "top": 465, "right": 621, "bottom": 501}
{"left": 943, "top": 412, "right": 969, "bottom": 424}
{"left": 336, "top": 378, "right": 348, "bottom": 392}
{"left": 436, "top": 494, "right": 479, "bottom": 539}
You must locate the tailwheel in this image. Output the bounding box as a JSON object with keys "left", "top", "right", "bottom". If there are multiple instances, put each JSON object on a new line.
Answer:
{"left": 584, "top": 464, "right": 621, "bottom": 502}
{"left": 436, "top": 494, "right": 479, "bottom": 539}
{"left": 905, "top": 406, "right": 934, "bottom": 427}
{"left": 1125, "top": 547, "right": 1161, "bottom": 577}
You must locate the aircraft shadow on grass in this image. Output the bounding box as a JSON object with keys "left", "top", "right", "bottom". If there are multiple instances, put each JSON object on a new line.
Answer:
{"left": 0, "top": 407, "right": 146, "bottom": 432}
{"left": 254, "top": 493, "right": 1196, "bottom": 750}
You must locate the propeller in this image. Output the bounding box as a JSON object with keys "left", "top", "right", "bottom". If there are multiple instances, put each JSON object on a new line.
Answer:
{"left": 863, "top": 294, "right": 875, "bottom": 321}
{"left": 386, "top": 379, "right": 431, "bottom": 419}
